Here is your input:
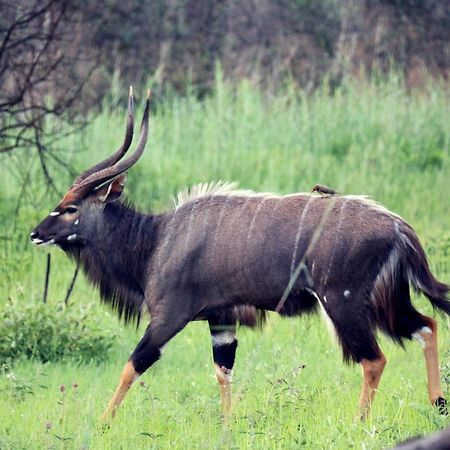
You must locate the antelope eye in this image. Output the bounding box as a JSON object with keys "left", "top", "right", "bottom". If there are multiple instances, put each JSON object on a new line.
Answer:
{"left": 65, "top": 206, "right": 78, "bottom": 214}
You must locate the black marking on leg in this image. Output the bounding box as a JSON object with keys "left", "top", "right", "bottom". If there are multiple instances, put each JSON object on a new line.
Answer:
{"left": 213, "top": 340, "right": 238, "bottom": 370}
{"left": 131, "top": 348, "right": 161, "bottom": 374}
{"left": 434, "top": 397, "right": 448, "bottom": 415}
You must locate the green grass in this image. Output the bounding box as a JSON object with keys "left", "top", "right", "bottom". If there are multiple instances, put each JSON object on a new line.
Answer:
{"left": 0, "top": 315, "right": 449, "bottom": 449}
{"left": 0, "top": 74, "right": 449, "bottom": 449}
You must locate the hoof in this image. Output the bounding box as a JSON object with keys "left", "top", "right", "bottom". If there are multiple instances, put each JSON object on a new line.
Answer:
{"left": 99, "top": 409, "right": 116, "bottom": 428}
{"left": 434, "top": 397, "right": 448, "bottom": 415}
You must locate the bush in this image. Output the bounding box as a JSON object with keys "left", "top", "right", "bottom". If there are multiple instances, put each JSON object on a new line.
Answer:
{"left": 0, "top": 300, "right": 116, "bottom": 364}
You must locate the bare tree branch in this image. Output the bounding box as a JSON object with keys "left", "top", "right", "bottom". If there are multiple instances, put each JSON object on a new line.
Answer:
{"left": 0, "top": 0, "right": 95, "bottom": 186}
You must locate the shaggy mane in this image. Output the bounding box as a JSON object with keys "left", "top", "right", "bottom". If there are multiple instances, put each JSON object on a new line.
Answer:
{"left": 173, "top": 181, "right": 275, "bottom": 208}
{"left": 174, "top": 181, "right": 403, "bottom": 222}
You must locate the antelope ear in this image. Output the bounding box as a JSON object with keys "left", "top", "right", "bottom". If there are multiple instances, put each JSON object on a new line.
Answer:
{"left": 93, "top": 173, "right": 127, "bottom": 203}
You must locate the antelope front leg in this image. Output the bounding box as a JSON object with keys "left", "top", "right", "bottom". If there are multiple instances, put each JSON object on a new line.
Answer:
{"left": 101, "top": 361, "right": 140, "bottom": 421}
{"left": 214, "top": 364, "right": 234, "bottom": 421}
{"left": 101, "top": 315, "right": 189, "bottom": 423}
{"left": 209, "top": 318, "right": 237, "bottom": 422}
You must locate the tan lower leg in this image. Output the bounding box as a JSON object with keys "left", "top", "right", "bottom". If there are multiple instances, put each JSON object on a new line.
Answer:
{"left": 358, "top": 352, "right": 387, "bottom": 420}
{"left": 214, "top": 364, "right": 233, "bottom": 421}
{"left": 100, "top": 361, "right": 139, "bottom": 422}
{"left": 416, "top": 317, "right": 444, "bottom": 404}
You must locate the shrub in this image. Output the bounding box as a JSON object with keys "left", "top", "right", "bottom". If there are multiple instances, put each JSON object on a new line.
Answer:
{"left": 0, "top": 300, "right": 116, "bottom": 364}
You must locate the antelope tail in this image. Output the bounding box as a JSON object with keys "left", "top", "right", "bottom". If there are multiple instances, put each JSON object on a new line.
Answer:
{"left": 398, "top": 223, "right": 450, "bottom": 315}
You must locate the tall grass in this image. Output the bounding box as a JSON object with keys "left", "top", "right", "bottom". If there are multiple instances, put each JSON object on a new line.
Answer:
{"left": 2, "top": 74, "right": 449, "bottom": 305}
{"left": 0, "top": 74, "right": 449, "bottom": 449}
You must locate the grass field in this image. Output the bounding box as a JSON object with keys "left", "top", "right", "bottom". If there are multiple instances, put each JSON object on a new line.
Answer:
{"left": 0, "top": 75, "right": 449, "bottom": 449}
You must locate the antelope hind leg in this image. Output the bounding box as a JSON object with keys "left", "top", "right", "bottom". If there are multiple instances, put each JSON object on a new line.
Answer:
{"left": 358, "top": 352, "right": 387, "bottom": 421}
{"left": 414, "top": 316, "right": 447, "bottom": 414}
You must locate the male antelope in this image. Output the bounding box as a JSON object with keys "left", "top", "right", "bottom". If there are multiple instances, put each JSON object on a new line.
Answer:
{"left": 31, "top": 89, "right": 449, "bottom": 421}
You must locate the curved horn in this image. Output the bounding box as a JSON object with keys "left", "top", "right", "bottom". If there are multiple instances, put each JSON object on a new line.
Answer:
{"left": 72, "top": 86, "right": 135, "bottom": 187}
{"left": 70, "top": 89, "right": 151, "bottom": 199}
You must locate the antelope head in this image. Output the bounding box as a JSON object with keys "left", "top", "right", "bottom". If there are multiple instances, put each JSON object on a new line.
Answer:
{"left": 30, "top": 88, "right": 150, "bottom": 250}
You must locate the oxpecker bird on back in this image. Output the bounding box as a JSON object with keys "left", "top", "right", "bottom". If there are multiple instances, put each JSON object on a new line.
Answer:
{"left": 311, "top": 183, "right": 338, "bottom": 195}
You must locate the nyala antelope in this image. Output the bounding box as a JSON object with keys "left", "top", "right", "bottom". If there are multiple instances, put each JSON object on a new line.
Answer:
{"left": 31, "top": 88, "right": 449, "bottom": 421}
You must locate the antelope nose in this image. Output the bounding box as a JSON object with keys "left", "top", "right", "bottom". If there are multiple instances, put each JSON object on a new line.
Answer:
{"left": 30, "top": 231, "right": 38, "bottom": 241}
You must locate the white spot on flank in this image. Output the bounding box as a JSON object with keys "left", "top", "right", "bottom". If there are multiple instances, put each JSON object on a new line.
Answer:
{"left": 344, "top": 290, "right": 350, "bottom": 297}
{"left": 74, "top": 219, "right": 79, "bottom": 226}
{"left": 212, "top": 331, "right": 236, "bottom": 347}
{"left": 67, "top": 234, "right": 77, "bottom": 241}
{"left": 49, "top": 211, "right": 60, "bottom": 216}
